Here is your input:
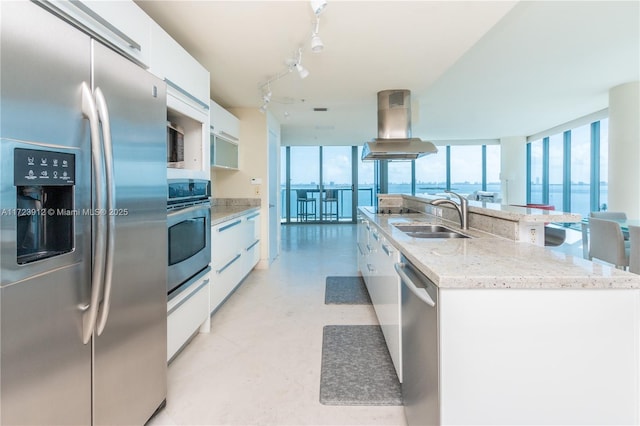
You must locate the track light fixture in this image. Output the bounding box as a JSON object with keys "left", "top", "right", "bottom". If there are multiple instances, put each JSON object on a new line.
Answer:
{"left": 257, "top": 1, "right": 328, "bottom": 113}
{"left": 310, "top": 0, "right": 327, "bottom": 15}
{"left": 310, "top": 17, "right": 324, "bottom": 53}
{"left": 294, "top": 48, "right": 309, "bottom": 79}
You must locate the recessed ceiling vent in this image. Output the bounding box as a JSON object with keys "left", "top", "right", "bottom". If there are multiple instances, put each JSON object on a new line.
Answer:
{"left": 361, "top": 90, "right": 438, "bottom": 161}
{"left": 313, "top": 107, "right": 328, "bottom": 112}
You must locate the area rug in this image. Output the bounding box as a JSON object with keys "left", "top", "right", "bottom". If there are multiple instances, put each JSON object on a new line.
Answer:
{"left": 324, "top": 276, "right": 371, "bottom": 305}
{"left": 319, "top": 325, "right": 402, "bottom": 405}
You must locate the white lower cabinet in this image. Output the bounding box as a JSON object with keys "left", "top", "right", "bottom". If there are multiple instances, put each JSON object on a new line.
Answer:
{"left": 167, "top": 269, "right": 210, "bottom": 362}
{"left": 361, "top": 223, "right": 402, "bottom": 382}
{"left": 372, "top": 234, "right": 402, "bottom": 382}
{"left": 243, "top": 212, "right": 261, "bottom": 272}
{"left": 437, "top": 288, "right": 640, "bottom": 425}
{"left": 210, "top": 210, "right": 261, "bottom": 314}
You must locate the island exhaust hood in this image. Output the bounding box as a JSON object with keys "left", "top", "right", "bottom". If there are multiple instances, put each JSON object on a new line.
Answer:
{"left": 361, "top": 90, "right": 438, "bottom": 161}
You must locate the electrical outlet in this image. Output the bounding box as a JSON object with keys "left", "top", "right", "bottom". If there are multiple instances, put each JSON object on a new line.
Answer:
{"left": 529, "top": 228, "right": 537, "bottom": 243}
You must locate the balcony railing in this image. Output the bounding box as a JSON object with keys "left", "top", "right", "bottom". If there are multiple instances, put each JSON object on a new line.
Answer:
{"left": 281, "top": 186, "right": 375, "bottom": 222}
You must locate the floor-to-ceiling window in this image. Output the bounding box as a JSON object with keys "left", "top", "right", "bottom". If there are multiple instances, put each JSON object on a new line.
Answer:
{"left": 282, "top": 146, "right": 357, "bottom": 223}
{"left": 415, "top": 149, "right": 447, "bottom": 196}
{"left": 449, "top": 145, "right": 483, "bottom": 195}
{"left": 289, "top": 146, "right": 320, "bottom": 222}
{"left": 599, "top": 118, "right": 609, "bottom": 210}
{"left": 357, "top": 146, "right": 376, "bottom": 208}
{"left": 528, "top": 138, "right": 544, "bottom": 204}
{"left": 570, "top": 124, "right": 591, "bottom": 217}
{"left": 282, "top": 142, "right": 501, "bottom": 223}
{"left": 526, "top": 116, "right": 608, "bottom": 218}
{"left": 548, "top": 133, "right": 564, "bottom": 211}
{"left": 485, "top": 145, "right": 501, "bottom": 194}
{"left": 387, "top": 161, "right": 412, "bottom": 195}
{"left": 322, "top": 146, "right": 353, "bottom": 222}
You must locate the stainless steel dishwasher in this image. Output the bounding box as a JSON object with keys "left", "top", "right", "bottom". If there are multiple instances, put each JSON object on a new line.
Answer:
{"left": 395, "top": 255, "right": 439, "bottom": 426}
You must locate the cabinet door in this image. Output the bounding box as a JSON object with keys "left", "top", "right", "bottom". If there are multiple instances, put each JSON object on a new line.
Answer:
{"left": 376, "top": 237, "right": 402, "bottom": 382}
{"left": 34, "top": 0, "right": 151, "bottom": 67}
{"left": 73, "top": 1, "right": 152, "bottom": 66}
{"left": 210, "top": 217, "right": 244, "bottom": 313}
{"left": 212, "top": 135, "right": 239, "bottom": 169}
{"left": 358, "top": 219, "right": 371, "bottom": 286}
{"left": 211, "top": 218, "right": 244, "bottom": 268}
{"left": 149, "top": 22, "right": 209, "bottom": 108}
{"left": 243, "top": 212, "right": 261, "bottom": 272}
{"left": 210, "top": 99, "right": 240, "bottom": 141}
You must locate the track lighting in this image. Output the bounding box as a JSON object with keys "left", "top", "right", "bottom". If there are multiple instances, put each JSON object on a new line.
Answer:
{"left": 293, "top": 48, "right": 309, "bottom": 79}
{"left": 256, "top": 2, "right": 328, "bottom": 112}
{"left": 310, "top": 17, "right": 323, "bottom": 53}
{"left": 295, "top": 63, "right": 309, "bottom": 79}
{"left": 310, "top": 0, "right": 327, "bottom": 15}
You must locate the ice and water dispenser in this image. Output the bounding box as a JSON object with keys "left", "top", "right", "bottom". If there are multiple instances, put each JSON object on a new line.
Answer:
{"left": 14, "top": 148, "right": 75, "bottom": 264}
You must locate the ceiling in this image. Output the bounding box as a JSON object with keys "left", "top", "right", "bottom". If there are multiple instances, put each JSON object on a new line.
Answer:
{"left": 136, "top": 1, "right": 640, "bottom": 147}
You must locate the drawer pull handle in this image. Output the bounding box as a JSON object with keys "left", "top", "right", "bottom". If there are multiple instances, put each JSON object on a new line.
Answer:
{"left": 218, "top": 219, "right": 242, "bottom": 232}
{"left": 167, "top": 279, "right": 209, "bottom": 316}
{"left": 217, "top": 253, "right": 241, "bottom": 274}
{"left": 245, "top": 239, "right": 260, "bottom": 251}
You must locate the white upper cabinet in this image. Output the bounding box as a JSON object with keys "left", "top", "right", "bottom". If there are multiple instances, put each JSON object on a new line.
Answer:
{"left": 148, "top": 22, "right": 210, "bottom": 113}
{"left": 36, "top": 1, "right": 152, "bottom": 67}
{"left": 210, "top": 100, "right": 239, "bottom": 141}
{"left": 210, "top": 100, "right": 240, "bottom": 169}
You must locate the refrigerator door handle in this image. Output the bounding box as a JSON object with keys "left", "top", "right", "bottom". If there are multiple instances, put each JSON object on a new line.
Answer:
{"left": 94, "top": 87, "right": 116, "bottom": 336}
{"left": 80, "top": 82, "right": 107, "bottom": 344}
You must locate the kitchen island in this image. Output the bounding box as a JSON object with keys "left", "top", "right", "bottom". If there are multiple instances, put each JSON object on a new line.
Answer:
{"left": 359, "top": 202, "right": 640, "bottom": 425}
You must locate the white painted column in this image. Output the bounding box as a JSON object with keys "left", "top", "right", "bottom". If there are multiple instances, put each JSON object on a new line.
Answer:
{"left": 608, "top": 81, "right": 640, "bottom": 217}
{"left": 499, "top": 136, "right": 527, "bottom": 205}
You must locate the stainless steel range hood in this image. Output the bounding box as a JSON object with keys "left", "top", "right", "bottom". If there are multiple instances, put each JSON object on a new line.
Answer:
{"left": 361, "top": 90, "right": 438, "bottom": 161}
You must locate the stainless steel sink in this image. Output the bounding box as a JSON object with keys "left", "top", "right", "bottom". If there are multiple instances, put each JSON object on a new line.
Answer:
{"left": 394, "top": 224, "right": 470, "bottom": 239}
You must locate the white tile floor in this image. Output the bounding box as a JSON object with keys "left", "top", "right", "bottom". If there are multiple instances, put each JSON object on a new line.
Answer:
{"left": 148, "top": 224, "right": 407, "bottom": 426}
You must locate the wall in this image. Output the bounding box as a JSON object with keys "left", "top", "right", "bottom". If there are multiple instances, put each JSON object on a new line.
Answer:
{"left": 499, "top": 136, "right": 527, "bottom": 206}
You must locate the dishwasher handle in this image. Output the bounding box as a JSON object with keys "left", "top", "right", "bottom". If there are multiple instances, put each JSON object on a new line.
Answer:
{"left": 395, "top": 262, "right": 435, "bottom": 307}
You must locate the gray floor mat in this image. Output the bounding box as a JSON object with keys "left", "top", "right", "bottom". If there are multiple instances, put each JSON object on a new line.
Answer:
{"left": 324, "top": 276, "right": 372, "bottom": 305}
{"left": 319, "top": 325, "right": 402, "bottom": 405}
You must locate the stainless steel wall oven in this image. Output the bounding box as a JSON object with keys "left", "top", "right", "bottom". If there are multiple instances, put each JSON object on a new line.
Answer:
{"left": 167, "top": 179, "right": 211, "bottom": 295}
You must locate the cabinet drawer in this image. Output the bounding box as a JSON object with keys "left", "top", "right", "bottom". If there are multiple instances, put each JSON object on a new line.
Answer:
{"left": 210, "top": 251, "right": 243, "bottom": 313}
{"left": 167, "top": 271, "right": 210, "bottom": 362}
{"left": 244, "top": 239, "right": 260, "bottom": 273}
{"left": 211, "top": 218, "right": 244, "bottom": 268}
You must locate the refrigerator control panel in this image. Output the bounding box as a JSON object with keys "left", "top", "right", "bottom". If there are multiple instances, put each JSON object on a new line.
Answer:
{"left": 14, "top": 148, "right": 75, "bottom": 186}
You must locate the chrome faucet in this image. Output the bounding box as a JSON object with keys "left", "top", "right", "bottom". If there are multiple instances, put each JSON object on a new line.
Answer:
{"left": 430, "top": 190, "right": 469, "bottom": 230}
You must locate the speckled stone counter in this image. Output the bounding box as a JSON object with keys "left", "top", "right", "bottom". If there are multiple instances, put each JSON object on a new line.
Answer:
{"left": 359, "top": 206, "right": 640, "bottom": 289}
{"left": 379, "top": 194, "right": 582, "bottom": 245}
{"left": 211, "top": 198, "right": 260, "bottom": 226}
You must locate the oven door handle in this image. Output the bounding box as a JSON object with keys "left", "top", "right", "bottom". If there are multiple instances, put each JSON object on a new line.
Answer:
{"left": 168, "top": 204, "right": 210, "bottom": 221}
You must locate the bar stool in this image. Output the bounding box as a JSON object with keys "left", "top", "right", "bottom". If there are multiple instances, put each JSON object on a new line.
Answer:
{"left": 322, "top": 189, "right": 338, "bottom": 221}
{"left": 296, "top": 189, "right": 316, "bottom": 221}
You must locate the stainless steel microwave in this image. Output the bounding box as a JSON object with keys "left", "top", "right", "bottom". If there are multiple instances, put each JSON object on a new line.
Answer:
{"left": 166, "top": 121, "right": 184, "bottom": 169}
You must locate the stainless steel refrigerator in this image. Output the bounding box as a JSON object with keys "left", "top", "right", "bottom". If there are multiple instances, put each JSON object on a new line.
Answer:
{"left": 0, "top": 2, "right": 167, "bottom": 425}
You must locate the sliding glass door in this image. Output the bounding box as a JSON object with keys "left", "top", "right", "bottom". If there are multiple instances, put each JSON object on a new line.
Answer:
{"left": 282, "top": 146, "right": 355, "bottom": 223}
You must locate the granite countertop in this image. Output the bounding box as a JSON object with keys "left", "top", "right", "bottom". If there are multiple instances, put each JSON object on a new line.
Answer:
{"left": 211, "top": 205, "right": 260, "bottom": 226}
{"left": 359, "top": 207, "right": 640, "bottom": 290}
{"left": 405, "top": 194, "right": 582, "bottom": 223}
